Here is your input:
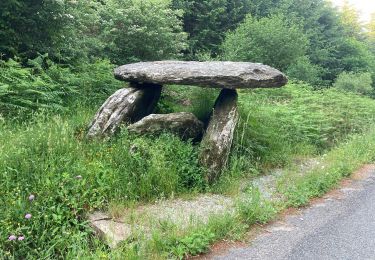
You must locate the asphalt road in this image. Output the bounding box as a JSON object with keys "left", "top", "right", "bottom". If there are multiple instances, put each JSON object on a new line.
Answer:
{"left": 214, "top": 171, "right": 375, "bottom": 260}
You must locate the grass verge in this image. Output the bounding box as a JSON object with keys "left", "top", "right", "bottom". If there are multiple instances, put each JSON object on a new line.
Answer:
{"left": 96, "top": 125, "right": 375, "bottom": 259}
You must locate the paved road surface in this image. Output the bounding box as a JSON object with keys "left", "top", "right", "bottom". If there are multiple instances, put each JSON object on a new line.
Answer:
{"left": 214, "top": 171, "right": 375, "bottom": 260}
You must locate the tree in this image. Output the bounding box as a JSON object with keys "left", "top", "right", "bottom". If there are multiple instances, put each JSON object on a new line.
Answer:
{"left": 222, "top": 15, "right": 308, "bottom": 71}
{"left": 339, "top": 0, "right": 363, "bottom": 39}
{"left": 0, "top": 0, "right": 74, "bottom": 61}
{"left": 99, "top": 0, "right": 187, "bottom": 64}
{"left": 171, "top": 0, "right": 250, "bottom": 58}
{"left": 367, "top": 12, "right": 375, "bottom": 40}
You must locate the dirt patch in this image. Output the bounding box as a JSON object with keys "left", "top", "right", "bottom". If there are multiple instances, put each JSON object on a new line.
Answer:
{"left": 352, "top": 164, "right": 375, "bottom": 180}
{"left": 193, "top": 225, "right": 263, "bottom": 260}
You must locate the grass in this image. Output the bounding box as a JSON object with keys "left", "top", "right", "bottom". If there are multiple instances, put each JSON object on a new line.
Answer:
{"left": 279, "top": 126, "right": 375, "bottom": 207}
{"left": 0, "top": 108, "right": 206, "bottom": 259}
{"left": 2, "top": 82, "right": 375, "bottom": 258}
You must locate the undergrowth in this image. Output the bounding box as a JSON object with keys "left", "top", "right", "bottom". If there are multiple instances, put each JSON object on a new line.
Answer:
{"left": 2, "top": 82, "right": 375, "bottom": 258}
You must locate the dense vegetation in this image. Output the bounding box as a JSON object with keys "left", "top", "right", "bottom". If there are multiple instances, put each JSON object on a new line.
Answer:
{"left": 2, "top": 0, "right": 375, "bottom": 258}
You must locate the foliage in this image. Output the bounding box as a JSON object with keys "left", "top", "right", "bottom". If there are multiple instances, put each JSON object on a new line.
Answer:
{"left": 171, "top": 0, "right": 250, "bottom": 58}
{"left": 234, "top": 82, "right": 375, "bottom": 168}
{"left": 339, "top": 0, "right": 363, "bottom": 39}
{"left": 170, "top": 229, "right": 215, "bottom": 258}
{"left": 286, "top": 56, "right": 324, "bottom": 86}
{"left": 222, "top": 15, "right": 308, "bottom": 70}
{"left": 0, "top": 58, "right": 122, "bottom": 118}
{"left": 0, "top": 0, "right": 71, "bottom": 61}
{"left": 0, "top": 58, "right": 65, "bottom": 116}
{"left": 99, "top": 0, "right": 187, "bottom": 64}
{"left": 236, "top": 187, "right": 276, "bottom": 225}
{"left": 0, "top": 110, "right": 206, "bottom": 258}
{"left": 280, "top": 125, "right": 375, "bottom": 207}
{"left": 333, "top": 72, "right": 373, "bottom": 95}
{"left": 157, "top": 85, "right": 219, "bottom": 123}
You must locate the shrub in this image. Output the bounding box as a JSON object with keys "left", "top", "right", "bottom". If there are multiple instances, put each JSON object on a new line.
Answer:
{"left": 333, "top": 71, "right": 373, "bottom": 95}
{"left": 286, "top": 56, "right": 324, "bottom": 86}
{"left": 99, "top": 0, "right": 187, "bottom": 64}
{"left": 222, "top": 14, "right": 308, "bottom": 71}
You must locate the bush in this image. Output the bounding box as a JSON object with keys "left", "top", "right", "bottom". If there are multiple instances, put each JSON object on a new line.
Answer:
{"left": 222, "top": 14, "right": 308, "bottom": 70}
{"left": 286, "top": 56, "right": 324, "bottom": 86}
{"left": 333, "top": 71, "right": 373, "bottom": 95}
{"left": 99, "top": 0, "right": 187, "bottom": 64}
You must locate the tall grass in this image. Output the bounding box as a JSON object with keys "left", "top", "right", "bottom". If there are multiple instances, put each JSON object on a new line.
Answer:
{"left": 233, "top": 82, "right": 375, "bottom": 169}
{"left": 3, "top": 81, "right": 375, "bottom": 258}
{"left": 0, "top": 108, "right": 205, "bottom": 258}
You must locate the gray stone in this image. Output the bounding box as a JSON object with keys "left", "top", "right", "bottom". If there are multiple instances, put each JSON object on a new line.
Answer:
{"left": 87, "top": 83, "right": 161, "bottom": 138}
{"left": 88, "top": 212, "right": 133, "bottom": 248}
{"left": 199, "top": 89, "right": 239, "bottom": 183}
{"left": 88, "top": 194, "right": 234, "bottom": 248}
{"left": 127, "top": 112, "right": 204, "bottom": 140}
{"left": 114, "top": 61, "right": 287, "bottom": 89}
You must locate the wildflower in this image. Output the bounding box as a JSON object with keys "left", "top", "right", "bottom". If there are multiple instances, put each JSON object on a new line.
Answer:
{"left": 8, "top": 235, "right": 16, "bottom": 241}
{"left": 29, "top": 194, "right": 35, "bottom": 201}
{"left": 18, "top": 236, "right": 25, "bottom": 241}
{"left": 25, "top": 214, "right": 32, "bottom": 219}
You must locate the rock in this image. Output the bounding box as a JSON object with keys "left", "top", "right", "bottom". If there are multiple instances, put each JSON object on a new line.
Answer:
{"left": 88, "top": 194, "right": 234, "bottom": 248}
{"left": 87, "top": 83, "right": 162, "bottom": 138}
{"left": 127, "top": 112, "right": 204, "bottom": 140}
{"left": 88, "top": 212, "right": 134, "bottom": 248}
{"left": 114, "top": 61, "right": 287, "bottom": 89}
{"left": 199, "top": 89, "right": 239, "bottom": 183}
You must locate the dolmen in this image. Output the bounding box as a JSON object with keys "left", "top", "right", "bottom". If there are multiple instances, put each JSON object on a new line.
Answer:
{"left": 87, "top": 61, "right": 287, "bottom": 183}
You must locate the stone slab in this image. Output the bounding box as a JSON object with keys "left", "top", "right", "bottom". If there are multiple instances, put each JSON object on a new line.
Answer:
{"left": 114, "top": 61, "right": 288, "bottom": 89}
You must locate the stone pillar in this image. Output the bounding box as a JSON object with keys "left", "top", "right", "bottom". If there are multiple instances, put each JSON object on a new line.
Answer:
{"left": 87, "top": 83, "right": 162, "bottom": 138}
{"left": 199, "top": 88, "right": 239, "bottom": 183}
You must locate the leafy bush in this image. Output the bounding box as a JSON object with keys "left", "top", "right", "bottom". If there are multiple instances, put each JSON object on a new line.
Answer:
{"left": 333, "top": 71, "right": 373, "bottom": 95}
{"left": 99, "top": 0, "right": 187, "bottom": 64}
{"left": 0, "top": 0, "right": 71, "bottom": 60}
{"left": 222, "top": 14, "right": 308, "bottom": 70}
{"left": 286, "top": 56, "right": 324, "bottom": 86}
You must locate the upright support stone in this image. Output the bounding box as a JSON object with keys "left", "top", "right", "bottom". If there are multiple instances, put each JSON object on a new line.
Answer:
{"left": 199, "top": 89, "right": 239, "bottom": 183}
{"left": 87, "top": 83, "right": 162, "bottom": 138}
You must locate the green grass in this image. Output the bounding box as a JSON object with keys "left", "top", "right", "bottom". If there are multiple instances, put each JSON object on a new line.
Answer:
{"left": 3, "top": 82, "right": 375, "bottom": 258}
{"left": 279, "top": 126, "right": 375, "bottom": 207}
{"left": 0, "top": 108, "right": 206, "bottom": 259}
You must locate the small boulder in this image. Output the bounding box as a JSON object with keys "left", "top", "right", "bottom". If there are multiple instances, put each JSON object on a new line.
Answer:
{"left": 127, "top": 112, "right": 204, "bottom": 140}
